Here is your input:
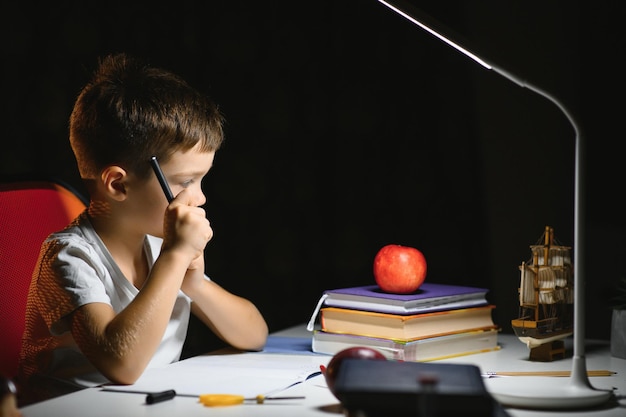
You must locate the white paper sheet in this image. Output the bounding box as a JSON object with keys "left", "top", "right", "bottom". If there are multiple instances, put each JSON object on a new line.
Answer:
{"left": 103, "top": 352, "right": 324, "bottom": 398}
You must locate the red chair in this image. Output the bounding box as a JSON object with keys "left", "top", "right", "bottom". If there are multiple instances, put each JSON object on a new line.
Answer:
{"left": 0, "top": 179, "right": 87, "bottom": 378}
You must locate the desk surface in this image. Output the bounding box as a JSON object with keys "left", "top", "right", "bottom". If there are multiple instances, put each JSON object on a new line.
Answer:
{"left": 20, "top": 325, "right": 626, "bottom": 417}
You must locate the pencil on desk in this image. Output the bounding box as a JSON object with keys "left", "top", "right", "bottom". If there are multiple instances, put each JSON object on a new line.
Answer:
{"left": 483, "top": 370, "right": 616, "bottom": 377}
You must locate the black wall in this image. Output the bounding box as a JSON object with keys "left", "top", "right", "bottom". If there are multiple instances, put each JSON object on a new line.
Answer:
{"left": 2, "top": 1, "right": 624, "bottom": 348}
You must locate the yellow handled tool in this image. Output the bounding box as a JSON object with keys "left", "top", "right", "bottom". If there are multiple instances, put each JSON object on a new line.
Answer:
{"left": 198, "top": 393, "right": 304, "bottom": 407}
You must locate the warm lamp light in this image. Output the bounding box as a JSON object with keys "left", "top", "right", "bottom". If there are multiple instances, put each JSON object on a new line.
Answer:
{"left": 376, "top": 0, "right": 612, "bottom": 409}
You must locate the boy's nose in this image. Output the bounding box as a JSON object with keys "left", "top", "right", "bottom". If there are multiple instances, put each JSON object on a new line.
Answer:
{"left": 195, "top": 189, "right": 207, "bottom": 207}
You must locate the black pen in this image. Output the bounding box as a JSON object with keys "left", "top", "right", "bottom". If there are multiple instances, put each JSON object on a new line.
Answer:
{"left": 146, "top": 389, "right": 177, "bottom": 404}
{"left": 150, "top": 156, "right": 174, "bottom": 203}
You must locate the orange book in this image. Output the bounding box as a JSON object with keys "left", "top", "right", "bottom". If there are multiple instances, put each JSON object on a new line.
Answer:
{"left": 320, "top": 305, "right": 497, "bottom": 341}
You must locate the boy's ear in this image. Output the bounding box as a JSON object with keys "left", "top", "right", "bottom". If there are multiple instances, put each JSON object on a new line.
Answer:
{"left": 101, "top": 166, "right": 128, "bottom": 201}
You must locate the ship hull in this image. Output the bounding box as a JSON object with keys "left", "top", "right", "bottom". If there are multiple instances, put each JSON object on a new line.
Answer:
{"left": 511, "top": 318, "right": 572, "bottom": 349}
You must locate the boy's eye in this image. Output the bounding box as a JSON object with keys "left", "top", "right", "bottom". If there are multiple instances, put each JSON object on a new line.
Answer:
{"left": 181, "top": 179, "right": 194, "bottom": 188}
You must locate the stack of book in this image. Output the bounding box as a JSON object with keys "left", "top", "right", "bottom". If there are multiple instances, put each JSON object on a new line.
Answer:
{"left": 309, "top": 282, "right": 500, "bottom": 361}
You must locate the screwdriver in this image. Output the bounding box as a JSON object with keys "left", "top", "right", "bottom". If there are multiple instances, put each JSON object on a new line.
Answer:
{"left": 144, "top": 389, "right": 304, "bottom": 406}
{"left": 199, "top": 393, "right": 304, "bottom": 406}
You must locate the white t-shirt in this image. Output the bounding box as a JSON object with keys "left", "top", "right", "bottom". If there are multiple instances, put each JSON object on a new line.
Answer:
{"left": 18, "top": 211, "right": 199, "bottom": 404}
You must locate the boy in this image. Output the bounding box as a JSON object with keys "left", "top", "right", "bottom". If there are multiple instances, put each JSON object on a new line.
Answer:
{"left": 17, "top": 53, "right": 268, "bottom": 406}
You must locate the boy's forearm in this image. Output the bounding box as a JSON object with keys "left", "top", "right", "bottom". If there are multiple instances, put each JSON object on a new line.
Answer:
{"left": 188, "top": 280, "right": 268, "bottom": 351}
{"left": 74, "top": 251, "right": 191, "bottom": 384}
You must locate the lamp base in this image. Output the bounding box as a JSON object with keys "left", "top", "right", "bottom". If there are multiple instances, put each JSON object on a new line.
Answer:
{"left": 485, "top": 377, "right": 612, "bottom": 409}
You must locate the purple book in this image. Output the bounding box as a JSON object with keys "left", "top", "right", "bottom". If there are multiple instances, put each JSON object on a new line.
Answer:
{"left": 321, "top": 283, "right": 489, "bottom": 315}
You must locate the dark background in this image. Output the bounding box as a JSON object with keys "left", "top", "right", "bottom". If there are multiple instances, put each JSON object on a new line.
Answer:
{"left": 2, "top": 1, "right": 625, "bottom": 351}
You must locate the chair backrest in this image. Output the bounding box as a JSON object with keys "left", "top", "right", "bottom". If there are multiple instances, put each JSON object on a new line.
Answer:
{"left": 0, "top": 180, "right": 87, "bottom": 378}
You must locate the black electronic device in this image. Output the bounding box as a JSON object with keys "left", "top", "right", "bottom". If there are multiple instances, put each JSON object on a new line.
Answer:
{"left": 333, "top": 358, "right": 508, "bottom": 417}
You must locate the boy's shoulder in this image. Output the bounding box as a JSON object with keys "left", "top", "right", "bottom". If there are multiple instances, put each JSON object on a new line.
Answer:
{"left": 43, "top": 212, "right": 99, "bottom": 254}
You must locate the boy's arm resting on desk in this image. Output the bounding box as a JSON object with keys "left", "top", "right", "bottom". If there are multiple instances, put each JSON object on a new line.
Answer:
{"left": 186, "top": 279, "right": 269, "bottom": 352}
{"left": 68, "top": 253, "right": 266, "bottom": 387}
{"left": 164, "top": 192, "right": 268, "bottom": 352}
{"left": 69, "top": 249, "right": 197, "bottom": 385}
{"left": 68, "top": 203, "right": 266, "bottom": 386}
{"left": 66, "top": 188, "right": 215, "bottom": 384}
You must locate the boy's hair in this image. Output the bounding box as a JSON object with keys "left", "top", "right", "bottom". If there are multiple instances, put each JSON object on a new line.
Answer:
{"left": 69, "top": 53, "right": 224, "bottom": 180}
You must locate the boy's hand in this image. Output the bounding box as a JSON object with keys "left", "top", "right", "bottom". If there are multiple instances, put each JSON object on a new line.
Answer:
{"left": 161, "top": 188, "right": 213, "bottom": 267}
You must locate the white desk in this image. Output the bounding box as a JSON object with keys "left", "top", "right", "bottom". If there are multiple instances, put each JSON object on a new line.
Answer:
{"left": 19, "top": 325, "right": 626, "bottom": 417}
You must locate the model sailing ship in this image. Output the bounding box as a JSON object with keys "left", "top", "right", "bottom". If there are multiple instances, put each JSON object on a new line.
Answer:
{"left": 511, "top": 226, "right": 574, "bottom": 359}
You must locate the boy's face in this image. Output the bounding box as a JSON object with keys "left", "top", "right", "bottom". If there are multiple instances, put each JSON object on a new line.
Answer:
{"left": 130, "top": 143, "right": 216, "bottom": 239}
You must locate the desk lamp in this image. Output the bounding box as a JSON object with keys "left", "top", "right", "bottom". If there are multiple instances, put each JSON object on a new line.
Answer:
{"left": 376, "top": 0, "right": 612, "bottom": 409}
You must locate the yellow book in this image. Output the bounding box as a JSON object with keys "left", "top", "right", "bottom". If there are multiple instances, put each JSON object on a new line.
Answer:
{"left": 320, "top": 304, "right": 497, "bottom": 341}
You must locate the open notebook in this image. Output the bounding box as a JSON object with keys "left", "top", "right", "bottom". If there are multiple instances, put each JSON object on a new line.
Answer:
{"left": 103, "top": 351, "right": 323, "bottom": 399}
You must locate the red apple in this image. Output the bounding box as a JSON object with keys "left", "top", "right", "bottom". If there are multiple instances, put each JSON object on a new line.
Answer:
{"left": 373, "top": 244, "right": 427, "bottom": 294}
{"left": 321, "top": 347, "right": 386, "bottom": 396}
